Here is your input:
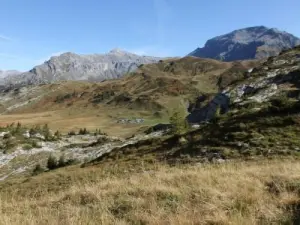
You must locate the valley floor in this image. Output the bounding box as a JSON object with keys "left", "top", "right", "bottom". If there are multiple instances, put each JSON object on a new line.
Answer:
{"left": 0, "top": 159, "right": 300, "bottom": 225}
{"left": 0, "top": 108, "right": 166, "bottom": 138}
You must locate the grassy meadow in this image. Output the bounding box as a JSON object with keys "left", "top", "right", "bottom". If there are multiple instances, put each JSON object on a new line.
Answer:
{"left": 0, "top": 159, "right": 300, "bottom": 225}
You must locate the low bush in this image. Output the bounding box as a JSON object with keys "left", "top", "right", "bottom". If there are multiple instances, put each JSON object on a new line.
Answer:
{"left": 78, "top": 128, "right": 89, "bottom": 135}
{"left": 68, "top": 131, "right": 76, "bottom": 136}
{"left": 47, "top": 154, "right": 80, "bottom": 171}
{"left": 32, "top": 164, "right": 44, "bottom": 176}
{"left": 47, "top": 155, "right": 58, "bottom": 170}
{"left": 3, "top": 133, "right": 12, "bottom": 139}
{"left": 23, "top": 144, "right": 33, "bottom": 150}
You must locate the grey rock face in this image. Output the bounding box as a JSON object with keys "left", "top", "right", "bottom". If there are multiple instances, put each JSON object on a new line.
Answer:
{"left": 188, "top": 26, "right": 300, "bottom": 61}
{"left": 0, "top": 70, "right": 21, "bottom": 78}
{"left": 187, "top": 45, "right": 300, "bottom": 124}
{"left": 0, "top": 70, "right": 22, "bottom": 84}
{"left": 186, "top": 93, "right": 230, "bottom": 123}
{"left": 0, "top": 70, "right": 22, "bottom": 88}
{"left": 3, "top": 49, "right": 161, "bottom": 86}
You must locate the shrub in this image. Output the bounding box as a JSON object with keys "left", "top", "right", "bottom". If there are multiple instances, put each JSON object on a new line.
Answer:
{"left": 94, "top": 129, "right": 106, "bottom": 136}
{"left": 3, "top": 138, "right": 16, "bottom": 150}
{"left": 42, "top": 124, "right": 53, "bottom": 141}
{"left": 29, "top": 128, "right": 37, "bottom": 137}
{"left": 58, "top": 154, "right": 66, "bottom": 167}
{"left": 68, "top": 130, "right": 76, "bottom": 136}
{"left": 215, "top": 105, "right": 221, "bottom": 118}
{"left": 32, "top": 164, "right": 44, "bottom": 176}
{"left": 97, "top": 136, "right": 109, "bottom": 144}
{"left": 239, "top": 123, "right": 248, "bottom": 130}
{"left": 211, "top": 105, "right": 221, "bottom": 124}
{"left": 34, "top": 124, "right": 41, "bottom": 132}
{"left": 47, "top": 155, "right": 58, "bottom": 170}
{"left": 23, "top": 144, "right": 33, "bottom": 150}
{"left": 54, "top": 130, "right": 61, "bottom": 139}
{"left": 31, "top": 140, "right": 42, "bottom": 148}
{"left": 55, "top": 93, "right": 75, "bottom": 103}
{"left": 11, "top": 122, "right": 23, "bottom": 135}
{"left": 3, "top": 133, "right": 12, "bottom": 139}
{"left": 58, "top": 155, "right": 79, "bottom": 168}
{"left": 268, "top": 95, "right": 293, "bottom": 111}
{"left": 79, "top": 128, "right": 89, "bottom": 135}
{"left": 64, "top": 158, "right": 80, "bottom": 166}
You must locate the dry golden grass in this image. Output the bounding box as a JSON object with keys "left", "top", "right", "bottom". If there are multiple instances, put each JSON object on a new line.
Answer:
{"left": 0, "top": 159, "right": 300, "bottom": 225}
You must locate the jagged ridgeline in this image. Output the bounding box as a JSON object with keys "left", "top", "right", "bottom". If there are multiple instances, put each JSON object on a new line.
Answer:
{"left": 188, "top": 26, "right": 300, "bottom": 61}
{"left": 1, "top": 49, "right": 161, "bottom": 87}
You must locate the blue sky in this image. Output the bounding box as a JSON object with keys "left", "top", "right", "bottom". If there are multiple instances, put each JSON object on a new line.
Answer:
{"left": 1, "top": 0, "right": 300, "bottom": 71}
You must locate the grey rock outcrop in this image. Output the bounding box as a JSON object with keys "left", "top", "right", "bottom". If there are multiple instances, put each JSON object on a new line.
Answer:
{"left": 188, "top": 26, "right": 300, "bottom": 61}
{"left": 187, "top": 45, "right": 300, "bottom": 124}
{"left": 3, "top": 49, "right": 161, "bottom": 86}
{"left": 0, "top": 70, "right": 21, "bottom": 78}
{"left": 186, "top": 93, "right": 230, "bottom": 123}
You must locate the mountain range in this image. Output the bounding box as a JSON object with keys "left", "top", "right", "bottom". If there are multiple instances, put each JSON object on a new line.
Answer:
{"left": 188, "top": 26, "right": 300, "bottom": 61}
{"left": 1, "top": 49, "right": 161, "bottom": 87}
{"left": 1, "top": 26, "right": 300, "bottom": 88}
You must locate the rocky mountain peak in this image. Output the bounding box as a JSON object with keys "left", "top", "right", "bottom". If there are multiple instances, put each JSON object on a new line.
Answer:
{"left": 109, "top": 48, "right": 128, "bottom": 54}
{"left": 188, "top": 26, "right": 300, "bottom": 61}
{"left": 2, "top": 50, "right": 161, "bottom": 87}
{"left": 0, "top": 70, "right": 22, "bottom": 78}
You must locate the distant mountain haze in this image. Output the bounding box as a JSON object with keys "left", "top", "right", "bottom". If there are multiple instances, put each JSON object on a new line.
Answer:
{"left": 188, "top": 26, "right": 300, "bottom": 61}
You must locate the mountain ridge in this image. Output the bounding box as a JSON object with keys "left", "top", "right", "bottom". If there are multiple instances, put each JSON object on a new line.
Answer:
{"left": 0, "top": 70, "right": 22, "bottom": 78}
{"left": 2, "top": 49, "right": 161, "bottom": 87}
{"left": 188, "top": 26, "right": 300, "bottom": 61}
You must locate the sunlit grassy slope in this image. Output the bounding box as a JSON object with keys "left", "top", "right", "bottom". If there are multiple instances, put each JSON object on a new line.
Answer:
{"left": 0, "top": 57, "right": 257, "bottom": 137}
{"left": 0, "top": 159, "right": 300, "bottom": 225}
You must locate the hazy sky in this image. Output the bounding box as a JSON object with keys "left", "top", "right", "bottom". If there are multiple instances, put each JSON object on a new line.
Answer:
{"left": 0, "top": 0, "right": 299, "bottom": 71}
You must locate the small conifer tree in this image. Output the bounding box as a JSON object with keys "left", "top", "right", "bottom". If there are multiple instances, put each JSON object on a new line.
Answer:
{"left": 169, "top": 109, "right": 188, "bottom": 135}
{"left": 47, "top": 155, "right": 57, "bottom": 170}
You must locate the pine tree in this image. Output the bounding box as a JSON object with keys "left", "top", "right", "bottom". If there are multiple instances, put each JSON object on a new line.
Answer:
{"left": 169, "top": 109, "right": 188, "bottom": 135}
{"left": 54, "top": 130, "right": 61, "bottom": 139}
{"left": 16, "top": 122, "right": 22, "bottom": 132}
{"left": 43, "top": 124, "right": 52, "bottom": 140}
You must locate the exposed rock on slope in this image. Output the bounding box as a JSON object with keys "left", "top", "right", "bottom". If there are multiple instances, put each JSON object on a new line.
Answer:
{"left": 186, "top": 93, "right": 230, "bottom": 123}
{"left": 0, "top": 70, "right": 22, "bottom": 86}
{"left": 91, "top": 46, "right": 300, "bottom": 165}
{"left": 187, "top": 45, "right": 300, "bottom": 123}
{"left": 188, "top": 26, "right": 300, "bottom": 61}
{"left": 3, "top": 49, "right": 161, "bottom": 86}
{"left": 0, "top": 57, "right": 257, "bottom": 116}
{"left": 0, "top": 70, "right": 21, "bottom": 78}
